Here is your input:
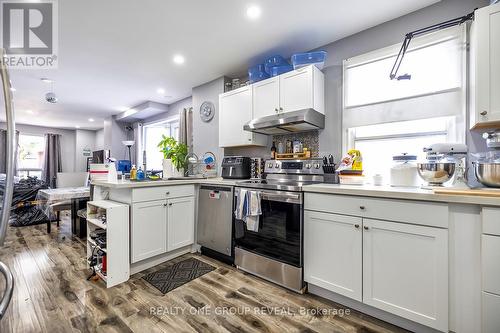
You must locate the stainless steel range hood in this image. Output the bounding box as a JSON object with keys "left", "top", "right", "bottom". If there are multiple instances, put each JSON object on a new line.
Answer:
{"left": 243, "top": 108, "right": 325, "bottom": 135}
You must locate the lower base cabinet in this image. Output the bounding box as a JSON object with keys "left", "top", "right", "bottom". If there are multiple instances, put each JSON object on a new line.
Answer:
{"left": 131, "top": 200, "right": 167, "bottom": 263}
{"left": 483, "top": 292, "right": 500, "bottom": 333}
{"left": 131, "top": 196, "right": 195, "bottom": 263}
{"left": 362, "top": 218, "right": 448, "bottom": 332}
{"left": 304, "top": 210, "right": 448, "bottom": 332}
{"left": 304, "top": 211, "right": 362, "bottom": 301}
{"left": 167, "top": 196, "right": 195, "bottom": 251}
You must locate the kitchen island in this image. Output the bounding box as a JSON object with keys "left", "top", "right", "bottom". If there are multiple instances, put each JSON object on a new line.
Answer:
{"left": 91, "top": 178, "right": 237, "bottom": 280}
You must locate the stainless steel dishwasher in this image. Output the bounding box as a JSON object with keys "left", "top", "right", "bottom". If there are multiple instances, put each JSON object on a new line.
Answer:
{"left": 197, "top": 185, "right": 234, "bottom": 263}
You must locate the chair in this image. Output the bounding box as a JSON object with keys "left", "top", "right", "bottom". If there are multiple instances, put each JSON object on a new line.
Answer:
{"left": 47, "top": 172, "right": 89, "bottom": 233}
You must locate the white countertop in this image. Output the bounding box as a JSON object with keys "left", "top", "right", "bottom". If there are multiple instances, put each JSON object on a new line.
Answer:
{"left": 302, "top": 183, "right": 500, "bottom": 207}
{"left": 92, "top": 178, "right": 500, "bottom": 206}
{"left": 92, "top": 177, "right": 239, "bottom": 189}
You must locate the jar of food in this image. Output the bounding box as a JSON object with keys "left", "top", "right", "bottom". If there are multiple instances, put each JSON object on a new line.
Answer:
{"left": 390, "top": 153, "right": 419, "bottom": 187}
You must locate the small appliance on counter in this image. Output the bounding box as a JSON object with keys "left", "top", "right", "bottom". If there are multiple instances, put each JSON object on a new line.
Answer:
{"left": 472, "top": 130, "right": 500, "bottom": 188}
{"left": 221, "top": 156, "right": 251, "bottom": 179}
{"left": 417, "top": 143, "right": 468, "bottom": 188}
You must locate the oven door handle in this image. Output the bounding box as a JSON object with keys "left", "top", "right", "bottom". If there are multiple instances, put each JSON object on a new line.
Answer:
{"left": 260, "top": 192, "right": 301, "bottom": 203}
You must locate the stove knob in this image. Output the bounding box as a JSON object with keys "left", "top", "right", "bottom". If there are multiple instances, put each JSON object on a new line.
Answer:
{"left": 267, "top": 162, "right": 273, "bottom": 168}
{"left": 314, "top": 163, "right": 320, "bottom": 169}
{"left": 275, "top": 163, "right": 280, "bottom": 168}
{"left": 305, "top": 163, "right": 312, "bottom": 169}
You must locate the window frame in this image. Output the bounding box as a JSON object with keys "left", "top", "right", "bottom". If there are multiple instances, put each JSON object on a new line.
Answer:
{"left": 17, "top": 133, "right": 45, "bottom": 178}
{"left": 140, "top": 116, "right": 181, "bottom": 171}
{"left": 341, "top": 25, "right": 467, "bottom": 156}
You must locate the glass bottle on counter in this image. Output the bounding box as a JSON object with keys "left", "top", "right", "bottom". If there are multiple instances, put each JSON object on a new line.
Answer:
{"left": 271, "top": 141, "right": 277, "bottom": 159}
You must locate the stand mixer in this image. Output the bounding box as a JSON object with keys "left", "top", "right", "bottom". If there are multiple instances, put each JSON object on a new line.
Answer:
{"left": 417, "top": 143, "right": 468, "bottom": 188}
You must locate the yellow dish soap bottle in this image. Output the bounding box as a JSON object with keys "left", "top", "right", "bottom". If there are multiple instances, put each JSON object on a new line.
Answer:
{"left": 130, "top": 165, "right": 137, "bottom": 180}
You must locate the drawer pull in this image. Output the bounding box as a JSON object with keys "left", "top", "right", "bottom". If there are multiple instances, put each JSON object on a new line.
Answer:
{"left": 480, "top": 110, "right": 488, "bottom": 116}
{"left": 169, "top": 203, "right": 173, "bottom": 206}
{"left": 354, "top": 224, "right": 360, "bottom": 229}
{"left": 166, "top": 191, "right": 170, "bottom": 195}
{"left": 359, "top": 206, "right": 365, "bottom": 210}
{"left": 363, "top": 226, "right": 369, "bottom": 230}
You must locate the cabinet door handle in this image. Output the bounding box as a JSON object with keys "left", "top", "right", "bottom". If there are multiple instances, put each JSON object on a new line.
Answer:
{"left": 480, "top": 110, "right": 488, "bottom": 116}
{"left": 359, "top": 206, "right": 365, "bottom": 210}
{"left": 354, "top": 224, "right": 360, "bottom": 229}
{"left": 363, "top": 226, "right": 369, "bottom": 230}
{"left": 279, "top": 107, "right": 283, "bottom": 112}
{"left": 166, "top": 191, "right": 170, "bottom": 195}
{"left": 163, "top": 203, "right": 168, "bottom": 207}
{"left": 168, "top": 203, "right": 173, "bottom": 206}
{"left": 275, "top": 108, "right": 279, "bottom": 113}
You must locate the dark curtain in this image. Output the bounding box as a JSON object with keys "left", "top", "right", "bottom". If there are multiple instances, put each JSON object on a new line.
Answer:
{"left": 0, "top": 129, "right": 20, "bottom": 175}
{"left": 41, "top": 133, "right": 62, "bottom": 188}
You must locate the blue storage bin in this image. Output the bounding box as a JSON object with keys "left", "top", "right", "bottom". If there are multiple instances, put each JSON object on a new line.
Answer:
{"left": 264, "top": 55, "right": 289, "bottom": 74}
{"left": 248, "top": 64, "right": 270, "bottom": 83}
{"left": 269, "top": 64, "right": 293, "bottom": 77}
{"left": 291, "top": 51, "right": 327, "bottom": 70}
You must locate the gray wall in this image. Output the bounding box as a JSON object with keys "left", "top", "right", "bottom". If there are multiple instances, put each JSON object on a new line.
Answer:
{"left": 75, "top": 129, "right": 96, "bottom": 171}
{"left": 192, "top": 77, "right": 225, "bottom": 168}
{"left": 94, "top": 128, "right": 104, "bottom": 150}
{"left": 103, "top": 116, "right": 133, "bottom": 161}
{"left": 314, "top": 0, "right": 489, "bottom": 157}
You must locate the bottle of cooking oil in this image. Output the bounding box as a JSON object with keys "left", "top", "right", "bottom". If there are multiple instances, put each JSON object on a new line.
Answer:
{"left": 130, "top": 165, "right": 137, "bottom": 180}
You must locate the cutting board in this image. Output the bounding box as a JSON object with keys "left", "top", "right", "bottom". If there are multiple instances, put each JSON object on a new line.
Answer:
{"left": 433, "top": 188, "right": 500, "bottom": 197}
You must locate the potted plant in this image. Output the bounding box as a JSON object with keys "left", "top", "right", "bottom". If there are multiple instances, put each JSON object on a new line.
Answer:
{"left": 157, "top": 135, "right": 188, "bottom": 178}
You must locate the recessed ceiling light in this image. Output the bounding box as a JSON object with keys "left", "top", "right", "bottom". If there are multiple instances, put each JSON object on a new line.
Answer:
{"left": 246, "top": 5, "right": 261, "bottom": 20}
{"left": 75, "top": 125, "right": 81, "bottom": 129}
{"left": 157, "top": 88, "right": 166, "bottom": 95}
{"left": 10, "top": 87, "right": 16, "bottom": 92}
{"left": 173, "top": 54, "right": 185, "bottom": 65}
{"left": 41, "top": 78, "right": 53, "bottom": 83}
{"left": 88, "top": 118, "right": 95, "bottom": 122}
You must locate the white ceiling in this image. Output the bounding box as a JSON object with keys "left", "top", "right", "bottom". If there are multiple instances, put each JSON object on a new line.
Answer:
{"left": 4, "top": 0, "right": 439, "bottom": 130}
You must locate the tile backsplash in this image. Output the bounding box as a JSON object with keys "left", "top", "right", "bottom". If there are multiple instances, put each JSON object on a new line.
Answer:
{"left": 272, "top": 131, "right": 320, "bottom": 157}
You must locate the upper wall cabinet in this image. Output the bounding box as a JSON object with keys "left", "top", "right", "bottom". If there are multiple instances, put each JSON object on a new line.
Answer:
{"left": 219, "top": 86, "right": 268, "bottom": 147}
{"left": 253, "top": 65, "right": 325, "bottom": 119}
{"left": 470, "top": 3, "right": 500, "bottom": 128}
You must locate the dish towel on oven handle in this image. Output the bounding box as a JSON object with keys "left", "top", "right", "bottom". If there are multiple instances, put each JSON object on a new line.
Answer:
{"left": 234, "top": 189, "right": 262, "bottom": 232}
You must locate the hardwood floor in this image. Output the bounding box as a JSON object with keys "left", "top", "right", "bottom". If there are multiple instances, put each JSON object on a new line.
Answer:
{"left": 0, "top": 216, "right": 409, "bottom": 333}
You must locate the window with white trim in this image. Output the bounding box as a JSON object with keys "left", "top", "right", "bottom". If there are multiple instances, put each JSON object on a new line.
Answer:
{"left": 18, "top": 134, "right": 45, "bottom": 179}
{"left": 142, "top": 118, "right": 179, "bottom": 171}
{"left": 343, "top": 26, "right": 466, "bottom": 179}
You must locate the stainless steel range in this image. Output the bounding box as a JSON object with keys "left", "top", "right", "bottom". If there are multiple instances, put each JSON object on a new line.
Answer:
{"left": 234, "top": 158, "right": 324, "bottom": 292}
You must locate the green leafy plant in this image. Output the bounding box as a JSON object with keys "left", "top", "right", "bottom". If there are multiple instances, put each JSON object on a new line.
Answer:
{"left": 157, "top": 135, "right": 188, "bottom": 171}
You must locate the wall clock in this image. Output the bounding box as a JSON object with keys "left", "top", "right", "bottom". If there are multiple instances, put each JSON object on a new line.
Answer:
{"left": 200, "top": 101, "right": 215, "bottom": 122}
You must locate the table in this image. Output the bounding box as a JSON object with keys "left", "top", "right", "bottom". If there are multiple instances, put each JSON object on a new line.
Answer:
{"left": 37, "top": 187, "right": 91, "bottom": 237}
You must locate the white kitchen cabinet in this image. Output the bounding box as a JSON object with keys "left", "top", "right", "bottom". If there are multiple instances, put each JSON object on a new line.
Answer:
{"left": 280, "top": 65, "right": 324, "bottom": 114}
{"left": 252, "top": 76, "right": 280, "bottom": 119}
{"left": 304, "top": 211, "right": 362, "bottom": 301}
{"left": 483, "top": 292, "right": 500, "bottom": 333}
{"left": 251, "top": 65, "right": 325, "bottom": 119}
{"left": 470, "top": 3, "right": 500, "bottom": 128}
{"left": 219, "top": 86, "right": 267, "bottom": 147}
{"left": 167, "top": 196, "right": 195, "bottom": 251}
{"left": 131, "top": 200, "right": 167, "bottom": 263}
{"left": 362, "top": 218, "right": 448, "bottom": 332}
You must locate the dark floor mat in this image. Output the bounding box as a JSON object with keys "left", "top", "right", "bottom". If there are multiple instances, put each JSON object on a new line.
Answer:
{"left": 142, "top": 258, "right": 215, "bottom": 294}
